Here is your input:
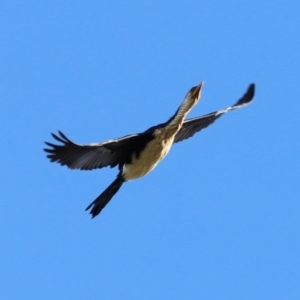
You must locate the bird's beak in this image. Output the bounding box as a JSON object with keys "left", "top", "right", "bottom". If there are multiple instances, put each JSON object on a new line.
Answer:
{"left": 192, "top": 81, "right": 204, "bottom": 100}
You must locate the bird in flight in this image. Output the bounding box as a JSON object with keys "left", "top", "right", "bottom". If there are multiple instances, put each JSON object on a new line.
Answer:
{"left": 44, "top": 82, "right": 255, "bottom": 218}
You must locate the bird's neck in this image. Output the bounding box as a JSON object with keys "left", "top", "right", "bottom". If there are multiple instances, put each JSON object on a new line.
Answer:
{"left": 163, "top": 96, "right": 195, "bottom": 138}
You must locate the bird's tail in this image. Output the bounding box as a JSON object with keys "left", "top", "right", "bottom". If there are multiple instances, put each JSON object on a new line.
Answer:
{"left": 85, "top": 175, "right": 125, "bottom": 218}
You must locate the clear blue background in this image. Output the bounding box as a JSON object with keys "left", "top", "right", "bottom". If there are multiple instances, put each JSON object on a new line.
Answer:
{"left": 1, "top": 1, "right": 299, "bottom": 299}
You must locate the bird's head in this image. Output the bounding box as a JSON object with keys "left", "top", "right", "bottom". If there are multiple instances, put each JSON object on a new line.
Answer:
{"left": 188, "top": 81, "right": 204, "bottom": 104}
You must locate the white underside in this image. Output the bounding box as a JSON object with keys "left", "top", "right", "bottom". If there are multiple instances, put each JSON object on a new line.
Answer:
{"left": 122, "top": 137, "right": 174, "bottom": 181}
{"left": 121, "top": 89, "right": 199, "bottom": 181}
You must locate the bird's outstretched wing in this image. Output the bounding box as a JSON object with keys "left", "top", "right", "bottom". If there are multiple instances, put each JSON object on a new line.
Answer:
{"left": 44, "top": 131, "right": 139, "bottom": 170}
{"left": 174, "top": 84, "right": 255, "bottom": 143}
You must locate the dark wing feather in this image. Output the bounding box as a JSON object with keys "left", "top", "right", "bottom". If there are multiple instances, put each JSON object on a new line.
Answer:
{"left": 174, "top": 84, "right": 255, "bottom": 143}
{"left": 44, "top": 131, "right": 138, "bottom": 170}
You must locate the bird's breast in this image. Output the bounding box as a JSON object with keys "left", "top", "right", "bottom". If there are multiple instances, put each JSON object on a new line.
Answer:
{"left": 122, "top": 137, "right": 174, "bottom": 180}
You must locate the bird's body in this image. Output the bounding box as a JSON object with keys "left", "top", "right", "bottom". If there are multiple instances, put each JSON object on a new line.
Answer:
{"left": 122, "top": 136, "right": 173, "bottom": 180}
{"left": 44, "top": 82, "right": 255, "bottom": 218}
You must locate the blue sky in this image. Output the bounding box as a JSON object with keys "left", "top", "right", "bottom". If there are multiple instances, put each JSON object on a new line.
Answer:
{"left": 1, "top": 1, "right": 299, "bottom": 299}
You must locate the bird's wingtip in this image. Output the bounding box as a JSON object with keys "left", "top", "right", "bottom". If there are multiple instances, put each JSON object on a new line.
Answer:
{"left": 235, "top": 83, "right": 255, "bottom": 107}
{"left": 249, "top": 83, "right": 255, "bottom": 95}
